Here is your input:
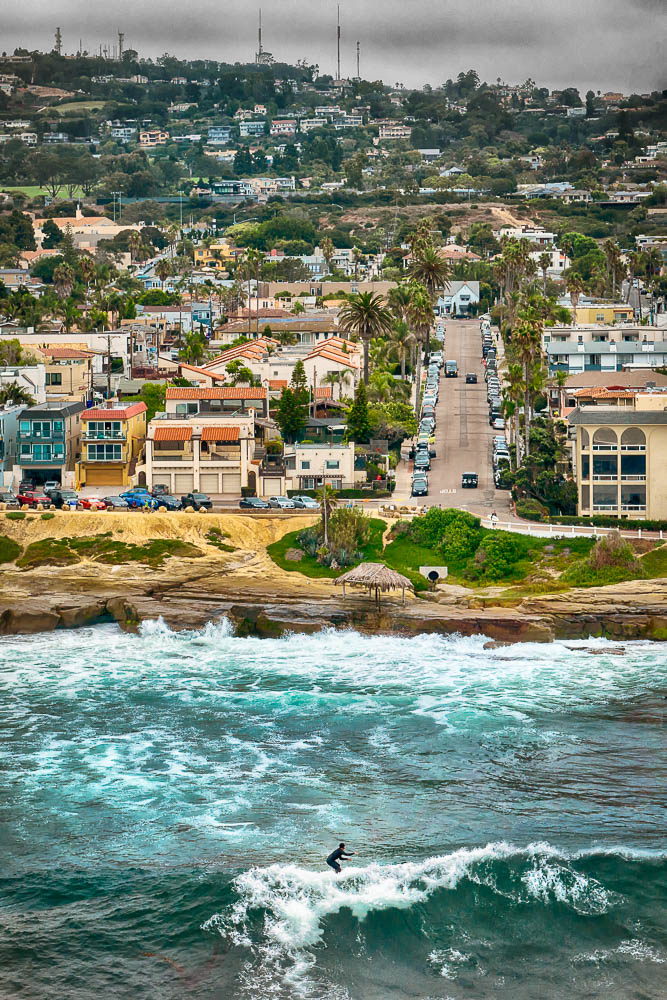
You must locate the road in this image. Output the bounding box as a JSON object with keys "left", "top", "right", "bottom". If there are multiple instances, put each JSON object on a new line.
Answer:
{"left": 395, "top": 318, "right": 510, "bottom": 516}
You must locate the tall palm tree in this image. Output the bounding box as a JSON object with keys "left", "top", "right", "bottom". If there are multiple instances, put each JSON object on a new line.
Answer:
{"left": 504, "top": 361, "right": 525, "bottom": 466}
{"left": 537, "top": 252, "right": 551, "bottom": 295}
{"left": 338, "top": 291, "right": 393, "bottom": 384}
{"left": 565, "top": 273, "right": 585, "bottom": 325}
{"left": 406, "top": 282, "right": 434, "bottom": 413}
{"left": 128, "top": 230, "right": 143, "bottom": 264}
{"left": 0, "top": 381, "right": 35, "bottom": 406}
{"left": 512, "top": 308, "right": 543, "bottom": 457}
{"left": 409, "top": 245, "right": 450, "bottom": 353}
{"left": 315, "top": 483, "right": 338, "bottom": 548}
{"left": 390, "top": 319, "right": 415, "bottom": 381}
{"left": 53, "top": 262, "right": 75, "bottom": 301}
{"left": 240, "top": 248, "right": 264, "bottom": 337}
{"left": 155, "top": 257, "right": 173, "bottom": 292}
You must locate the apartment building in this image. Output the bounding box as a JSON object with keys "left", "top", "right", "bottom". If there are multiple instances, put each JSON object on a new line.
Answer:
{"left": 546, "top": 340, "right": 667, "bottom": 374}
{"left": 569, "top": 398, "right": 667, "bottom": 519}
{"left": 300, "top": 118, "right": 327, "bottom": 132}
{"left": 207, "top": 125, "right": 233, "bottom": 144}
{"left": 258, "top": 442, "right": 356, "bottom": 497}
{"left": 0, "top": 363, "right": 46, "bottom": 404}
{"left": 0, "top": 405, "right": 22, "bottom": 482}
{"left": 15, "top": 400, "right": 85, "bottom": 487}
{"left": 270, "top": 119, "right": 297, "bottom": 136}
{"left": 378, "top": 123, "right": 412, "bottom": 140}
{"left": 575, "top": 304, "right": 635, "bottom": 325}
{"left": 78, "top": 401, "right": 147, "bottom": 488}
{"left": 497, "top": 225, "right": 556, "bottom": 246}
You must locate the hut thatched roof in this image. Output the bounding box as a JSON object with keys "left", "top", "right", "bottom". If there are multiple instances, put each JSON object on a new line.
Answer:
{"left": 334, "top": 562, "right": 414, "bottom": 593}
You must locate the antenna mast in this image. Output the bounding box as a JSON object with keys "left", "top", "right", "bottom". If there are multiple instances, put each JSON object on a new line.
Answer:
{"left": 356, "top": 40, "right": 360, "bottom": 79}
{"left": 118, "top": 31, "right": 124, "bottom": 61}
{"left": 55, "top": 27, "right": 62, "bottom": 56}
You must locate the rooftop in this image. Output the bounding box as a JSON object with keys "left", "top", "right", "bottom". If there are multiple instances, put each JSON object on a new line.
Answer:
{"left": 569, "top": 408, "right": 667, "bottom": 425}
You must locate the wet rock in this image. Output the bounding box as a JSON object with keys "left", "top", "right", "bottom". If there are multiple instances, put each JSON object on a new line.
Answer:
{"left": 483, "top": 640, "right": 513, "bottom": 649}
{"left": 0, "top": 607, "right": 60, "bottom": 634}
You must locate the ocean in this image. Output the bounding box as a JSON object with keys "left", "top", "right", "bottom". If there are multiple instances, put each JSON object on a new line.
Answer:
{"left": 0, "top": 621, "right": 665, "bottom": 999}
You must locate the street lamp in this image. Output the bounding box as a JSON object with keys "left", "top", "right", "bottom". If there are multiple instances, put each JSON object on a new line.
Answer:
{"left": 111, "top": 191, "right": 122, "bottom": 223}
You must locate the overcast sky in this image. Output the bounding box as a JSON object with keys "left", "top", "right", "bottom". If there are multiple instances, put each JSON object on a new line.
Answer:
{"left": 4, "top": 0, "right": 666, "bottom": 95}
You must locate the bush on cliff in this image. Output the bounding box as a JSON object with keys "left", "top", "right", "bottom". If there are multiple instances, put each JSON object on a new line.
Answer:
{"left": 0, "top": 535, "right": 21, "bottom": 564}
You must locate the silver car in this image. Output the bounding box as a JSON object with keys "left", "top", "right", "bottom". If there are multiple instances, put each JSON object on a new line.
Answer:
{"left": 268, "top": 496, "right": 297, "bottom": 509}
{"left": 291, "top": 495, "right": 320, "bottom": 509}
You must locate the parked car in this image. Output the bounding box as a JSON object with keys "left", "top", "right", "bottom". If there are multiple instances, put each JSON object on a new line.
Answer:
{"left": 414, "top": 452, "right": 431, "bottom": 471}
{"left": 153, "top": 494, "right": 182, "bottom": 511}
{"left": 102, "top": 496, "right": 130, "bottom": 510}
{"left": 79, "top": 496, "right": 108, "bottom": 511}
{"left": 465, "top": 373, "right": 478, "bottom": 384}
{"left": 18, "top": 480, "right": 34, "bottom": 493}
{"left": 180, "top": 492, "right": 212, "bottom": 511}
{"left": 43, "top": 480, "right": 60, "bottom": 492}
{"left": 0, "top": 491, "right": 19, "bottom": 509}
{"left": 291, "top": 495, "right": 320, "bottom": 509}
{"left": 421, "top": 406, "right": 436, "bottom": 420}
{"left": 47, "top": 489, "right": 78, "bottom": 508}
{"left": 495, "top": 468, "right": 512, "bottom": 490}
{"left": 492, "top": 417, "right": 506, "bottom": 430}
{"left": 17, "top": 489, "right": 51, "bottom": 508}
{"left": 151, "top": 484, "right": 170, "bottom": 496}
{"left": 239, "top": 496, "right": 271, "bottom": 509}
{"left": 268, "top": 496, "right": 296, "bottom": 509}
{"left": 411, "top": 475, "right": 428, "bottom": 497}
{"left": 120, "top": 490, "right": 159, "bottom": 510}
{"left": 461, "top": 472, "right": 479, "bottom": 489}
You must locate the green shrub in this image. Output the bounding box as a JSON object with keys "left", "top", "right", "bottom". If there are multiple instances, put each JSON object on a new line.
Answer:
{"left": 464, "top": 532, "right": 529, "bottom": 582}
{"left": 562, "top": 531, "right": 643, "bottom": 586}
{"left": 516, "top": 498, "right": 549, "bottom": 522}
{"left": 410, "top": 507, "right": 481, "bottom": 554}
{"left": 17, "top": 538, "right": 80, "bottom": 569}
{"left": 41, "top": 512, "right": 55, "bottom": 521}
{"left": 0, "top": 535, "right": 21, "bottom": 564}
{"left": 5, "top": 511, "right": 26, "bottom": 521}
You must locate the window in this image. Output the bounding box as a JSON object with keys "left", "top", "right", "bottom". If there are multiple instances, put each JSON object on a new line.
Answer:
{"left": 52, "top": 420, "right": 63, "bottom": 434}
{"left": 592, "top": 428, "right": 617, "bottom": 449}
{"left": 301, "top": 460, "right": 311, "bottom": 469}
{"left": 46, "top": 372, "right": 62, "bottom": 386}
{"left": 20, "top": 443, "right": 30, "bottom": 456}
{"left": 87, "top": 444, "right": 122, "bottom": 461}
{"left": 33, "top": 444, "right": 52, "bottom": 461}
{"left": 596, "top": 313, "right": 605, "bottom": 322}
{"left": 325, "top": 460, "right": 340, "bottom": 469}
{"left": 581, "top": 455, "right": 590, "bottom": 479}
{"left": 32, "top": 421, "right": 51, "bottom": 438}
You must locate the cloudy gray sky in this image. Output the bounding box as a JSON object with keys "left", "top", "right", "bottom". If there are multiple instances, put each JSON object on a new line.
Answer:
{"left": 4, "top": 0, "right": 666, "bottom": 94}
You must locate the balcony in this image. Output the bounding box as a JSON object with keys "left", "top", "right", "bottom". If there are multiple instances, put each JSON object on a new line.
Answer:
{"left": 592, "top": 504, "right": 619, "bottom": 511}
{"left": 21, "top": 455, "right": 65, "bottom": 465}
{"left": 592, "top": 474, "right": 618, "bottom": 481}
{"left": 18, "top": 431, "right": 64, "bottom": 441}
{"left": 82, "top": 431, "right": 126, "bottom": 441}
{"left": 621, "top": 504, "right": 647, "bottom": 513}
{"left": 621, "top": 474, "right": 646, "bottom": 481}
{"left": 621, "top": 445, "right": 646, "bottom": 452}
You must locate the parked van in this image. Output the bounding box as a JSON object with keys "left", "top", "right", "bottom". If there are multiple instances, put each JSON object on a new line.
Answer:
{"left": 445, "top": 360, "right": 458, "bottom": 378}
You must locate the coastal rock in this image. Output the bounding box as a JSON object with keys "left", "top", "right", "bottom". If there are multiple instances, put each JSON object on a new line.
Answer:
{"left": 284, "top": 548, "right": 304, "bottom": 562}
{"left": 0, "top": 607, "right": 61, "bottom": 635}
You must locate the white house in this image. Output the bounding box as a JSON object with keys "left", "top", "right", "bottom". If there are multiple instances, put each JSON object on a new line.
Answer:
{"left": 435, "top": 281, "right": 480, "bottom": 316}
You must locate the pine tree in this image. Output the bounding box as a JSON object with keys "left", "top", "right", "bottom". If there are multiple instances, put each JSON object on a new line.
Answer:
{"left": 345, "top": 379, "right": 371, "bottom": 444}
{"left": 290, "top": 359, "right": 308, "bottom": 401}
{"left": 59, "top": 223, "right": 78, "bottom": 266}
{"left": 276, "top": 387, "right": 307, "bottom": 443}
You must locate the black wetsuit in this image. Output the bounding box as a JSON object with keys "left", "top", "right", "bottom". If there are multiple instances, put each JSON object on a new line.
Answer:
{"left": 326, "top": 847, "right": 352, "bottom": 873}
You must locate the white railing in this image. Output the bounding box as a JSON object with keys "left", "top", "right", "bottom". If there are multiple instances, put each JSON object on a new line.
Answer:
{"left": 621, "top": 504, "right": 647, "bottom": 512}
{"left": 621, "top": 474, "right": 646, "bottom": 481}
{"left": 621, "top": 445, "right": 646, "bottom": 452}
{"left": 480, "top": 516, "right": 661, "bottom": 540}
{"left": 592, "top": 474, "right": 617, "bottom": 481}
{"left": 592, "top": 444, "right": 618, "bottom": 451}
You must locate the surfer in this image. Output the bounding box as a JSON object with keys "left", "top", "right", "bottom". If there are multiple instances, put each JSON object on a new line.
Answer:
{"left": 326, "top": 842, "right": 355, "bottom": 874}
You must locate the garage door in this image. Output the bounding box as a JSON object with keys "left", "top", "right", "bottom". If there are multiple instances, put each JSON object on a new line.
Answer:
{"left": 175, "top": 473, "right": 194, "bottom": 493}
{"left": 86, "top": 467, "right": 123, "bottom": 487}
{"left": 200, "top": 473, "right": 220, "bottom": 494}
{"left": 221, "top": 472, "right": 241, "bottom": 494}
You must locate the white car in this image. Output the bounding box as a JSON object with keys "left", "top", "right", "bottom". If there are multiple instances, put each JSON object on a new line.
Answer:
{"left": 268, "top": 496, "right": 297, "bottom": 509}
{"left": 291, "top": 495, "right": 320, "bottom": 509}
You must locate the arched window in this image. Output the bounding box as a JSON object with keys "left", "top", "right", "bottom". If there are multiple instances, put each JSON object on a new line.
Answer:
{"left": 593, "top": 428, "right": 617, "bottom": 448}
{"left": 621, "top": 427, "right": 646, "bottom": 448}
{"left": 580, "top": 428, "right": 589, "bottom": 449}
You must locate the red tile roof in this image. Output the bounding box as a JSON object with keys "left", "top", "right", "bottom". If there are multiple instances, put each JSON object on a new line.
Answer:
{"left": 40, "top": 347, "right": 94, "bottom": 359}
{"left": 268, "top": 379, "right": 288, "bottom": 389}
{"left": 166, "top": 387, "right": 265, "bottom": 399}
{"left": 200, "top": 426, "right": 241, "bottom": 441}
{"left": 153, "top": 425, "right": 192, "bottom": 441}
{"left": 84, "top": 403, "right": 147, "bottom": 420}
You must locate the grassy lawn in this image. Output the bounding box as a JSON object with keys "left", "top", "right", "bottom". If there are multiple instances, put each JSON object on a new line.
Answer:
{"left": 54, "top": 101, "right": 108, "bottom": 113}
{"left": 267, "top": 518, "right": 386, "bottom": 579}
{"left": 16, "top": 535, "right": 203, "bottom": 570}
{"left": 1, "top": 185, "right": 86, "bottom": 200}
{"left": 0, "top": 535, "right": 21, "bottom": 564}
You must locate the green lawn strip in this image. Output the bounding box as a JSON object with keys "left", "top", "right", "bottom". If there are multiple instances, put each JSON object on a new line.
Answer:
{"left": 0, "top": 535, "right": 22, "bottom": 564}
{"left": 267, "top": 518, "right": 386, "bottom": 578}
{"left": 17, "top": 534, "right": 203, "bottom": 570}
{"left": 206, "top": 528, "right": 235, "bottom": 552}
{"left": 5, "top": 511, "right": 26, "bottom": 521}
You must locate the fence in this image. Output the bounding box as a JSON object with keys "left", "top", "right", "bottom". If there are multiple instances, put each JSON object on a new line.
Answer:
{"left": 478, "top": 516, "right": 664, "bottom": 541}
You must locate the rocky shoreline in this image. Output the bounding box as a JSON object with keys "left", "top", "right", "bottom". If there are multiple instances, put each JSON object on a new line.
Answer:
{"left": 1, "top": 574, "right": 666, "bottom": 643}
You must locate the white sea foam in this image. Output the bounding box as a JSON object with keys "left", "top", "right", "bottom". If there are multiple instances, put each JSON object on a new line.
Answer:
{"left": 203, "top": 842, "right": 621, "bottom": 954}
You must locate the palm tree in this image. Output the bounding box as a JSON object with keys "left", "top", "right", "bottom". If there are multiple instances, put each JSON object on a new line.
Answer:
{"left": 565, "top": 273, "right": 585, "bottom": 325}
{"left": 240, "top": 248, "right": 264, "bottom": 336}
{"left": 322, "top": 371, "right": 341, "bottom": 400}
{"left": 409, "top": 245, "right": 450, "bottom": 353}
{"left": 537, "top": 252, "right": 551, "bottom": 295}
{"left": 179, "top": 330, "right": 208, "bottom": 365}
{"left": 406, "top": 282, "right": 434, "bottom": 412}
{"left": 315, "top": 483, "right": 338, "bottom": 548}
{"left": 53, "top": 262, "right": 75, "bottom": 301}
{"left": 128, "top": 231, "right": 143, "bottom": 264}
{"left": 0, "top": 381, "right": 35, "bottom": 406}
{"left": 390, "top": 319, "right": 415, "bottom": 381}
{"left": 504, "top": 361, "right": 525, "bottom": 466}
{"left": 338, "top": 291, "right": 393, "bottom": 384}
{"left": 155, "top": 257, "right": 173, "bottom": 292}
{"left": 512, "top": 309, "right": 543, "bottom": 456}
{"left": 320, "top": 235, "right": 335, "bottom": 274}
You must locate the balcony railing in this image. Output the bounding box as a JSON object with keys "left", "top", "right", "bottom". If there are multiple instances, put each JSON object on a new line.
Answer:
{"left": 592, "top": 504, "right": 619, "bottom": 511}
{"left": 18, "top": 431, "right": 64, "bottom": 441}
{"left": 621, "top": 445, "right": 646, "bottom": 452}
{"left": 621, "top": 474, "right": 646, "bottom": 481}
{"left": 621, "top": 504, "right": 647, "bottom": 512}
{"left": 82, "top": 431, "right": 126, "bottom": 441}
{"left": 592, "top": 444, "right": 618, "bottom": 451}
{"left": 592, "top": 474, "right": 618, "bottom": 481}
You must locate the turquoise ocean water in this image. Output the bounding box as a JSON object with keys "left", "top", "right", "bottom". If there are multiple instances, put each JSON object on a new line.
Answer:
{"left": 0, "top": 620, "right": 665, "bottom": 998}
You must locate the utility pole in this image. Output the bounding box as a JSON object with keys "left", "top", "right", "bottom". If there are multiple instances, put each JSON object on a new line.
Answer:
{"left": 356, "top": 40, "right": 360, "bottom": 80}
{"left": 55, "top": 27, "right": 62, "bottom": 56}
{"left": 336, "top": 6, "right": 341, "bottom": 81}
{"left": 106, "top": 335, "right": 112, "bottom": 400}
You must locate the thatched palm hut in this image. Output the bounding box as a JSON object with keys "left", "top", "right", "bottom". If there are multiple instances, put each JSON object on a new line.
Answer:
{"left": 334, "top": 562, "right": 414, "bottom": 607}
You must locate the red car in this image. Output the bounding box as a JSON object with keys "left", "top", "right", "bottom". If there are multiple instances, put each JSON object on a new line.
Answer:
{"left": 79, "top": 496, "right": 107, "bottom": 511}
{"left": 17, "top": 490, "right": 51, "bottom": 508}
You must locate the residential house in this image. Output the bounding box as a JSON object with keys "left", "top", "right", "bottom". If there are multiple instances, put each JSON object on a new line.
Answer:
{"left": 560, "top": 189, "right": 592, "bottom": 204}
{"left": 529, "top": 247, "right": 571, "bottom": 276}
{"left": 378, "top": 123, "right": 411, "bottom": 140}
{"left": 78, "top": 401, "right": 147, "bottom": 488}
{"left": 32, "top": 207, "right": 143, "bottom": 253}
{"left": 283, "top": 442, "right": 356, "bottom": 492}
{"left": 545, "top": 338, "right": 667, "bottom": 374}
{"left": 569, "top": 398, "right": 667, "bottom": 519}
{"left": 207, "top": 125, "right": 233, "bottom": 144}
{"left": 14, "top": 400, "right": 85, "bottom": 488}
{"left": 35, "top": 347, "right": 93, "bottom": 402}
{"left": 548, "top": 370, "right": 667, "bottom": 417}
{"left": 574, "top": 304, "right": 635, "bottom": 325}
{"left": 435, "top": 281, "right": 481, "bottom": 316}
{"left": 300, "top": 118, "right": 327, "bottom": 132}
{"left": 139, "top": 129, "right": 169, "bottom": 147}
{"left": 145, "top": 406, "right": 256, "bottom": 495}
{"left": 0, "top": 364, "right": 47, "bottom": 404}
{"left": 270, "top": 119, "right": 297, "bottom": 136}
{"left": 543, "top": 325, "right": 665, "bottom": 347}
{"left": 497, "top": 225, "right": 556, "bottom": 246}
{"left": 417, "top": 149, "right": 441, "bottom": 162}
{"left": 239, "top": 120, "right": 266, "bottom": 138}
{"left": 111, "top": 125, "right": 136, "bottom": 142}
